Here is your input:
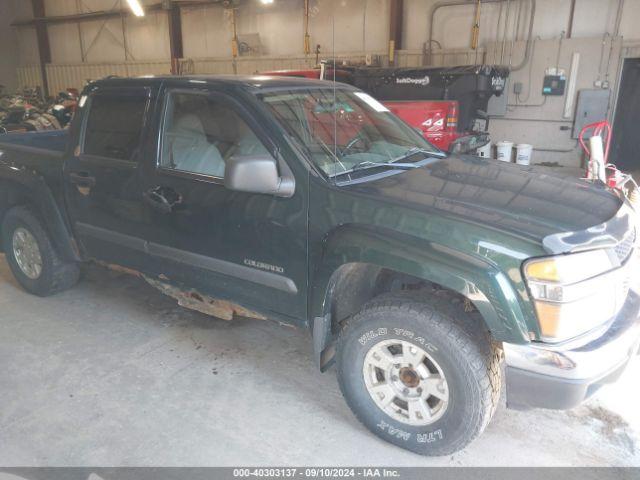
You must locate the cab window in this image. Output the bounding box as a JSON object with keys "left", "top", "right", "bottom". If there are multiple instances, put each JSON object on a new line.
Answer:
{"left": 160, "top": 92, "right": 270, "bottom": 178}
{"left": 83, "top": 94, "right": 148, "bottom": 161}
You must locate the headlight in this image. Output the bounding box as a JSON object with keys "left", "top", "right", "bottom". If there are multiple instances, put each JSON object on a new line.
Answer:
{"left": 523, "top": 249, "right": 629, "bottom": 343}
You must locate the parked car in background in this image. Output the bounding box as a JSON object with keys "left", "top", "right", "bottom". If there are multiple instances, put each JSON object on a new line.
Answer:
{"left": 0, "top": 75, "right": 638, "bottom": 456}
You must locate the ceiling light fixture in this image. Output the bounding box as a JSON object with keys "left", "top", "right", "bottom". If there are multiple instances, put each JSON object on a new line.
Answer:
{"left": 126, "top": 0, "right": 145, "bottom": 17}
{"left": 260, "top": 0, "right": 274, "bottom": 4}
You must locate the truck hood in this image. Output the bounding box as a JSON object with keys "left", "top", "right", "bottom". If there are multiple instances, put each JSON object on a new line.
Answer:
{"left": 344, "top": 154, "right": 623, "bottom": 247}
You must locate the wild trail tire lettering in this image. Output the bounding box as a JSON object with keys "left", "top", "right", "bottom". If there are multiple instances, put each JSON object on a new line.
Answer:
{"left": 337, "top": 290, "right": 502, "bottom": 455}
{"left": 358, "top": 328, "right": 388, "bottom": 346}
{"left": 376, "top": 420, "right": 412, "bottom": 441}
{"left": 417, "top": 430, "right": 443, "bottom": 443}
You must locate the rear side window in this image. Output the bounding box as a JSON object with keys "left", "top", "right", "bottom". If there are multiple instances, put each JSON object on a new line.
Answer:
{"left": 83, "top": 94, "right": 148, "bottom": 161}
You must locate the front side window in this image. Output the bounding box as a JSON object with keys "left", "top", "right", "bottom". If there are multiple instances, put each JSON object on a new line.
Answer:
{"left": 259, "top": 88, "right": 441, "bottom": 179}
{"left": 160, "top": 93, "right": 270, "bottom": 178}
{"left": 84, "top": 94, "right": 148, "bottom": 161}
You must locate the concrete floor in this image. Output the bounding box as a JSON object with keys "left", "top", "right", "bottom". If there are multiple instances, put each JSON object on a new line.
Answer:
{"left": 0, "top": 255, "right": 638, "bottom": 466}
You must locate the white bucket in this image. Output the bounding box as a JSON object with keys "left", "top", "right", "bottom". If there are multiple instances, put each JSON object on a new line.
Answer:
{"left": 496, "top": 141, "right": 514, "bottom": 162}
{"left": 515, "top": 144, "right": 533, "bottom": 165}
{"left": 476, "top": 142, "right": 492, "bottom": 158}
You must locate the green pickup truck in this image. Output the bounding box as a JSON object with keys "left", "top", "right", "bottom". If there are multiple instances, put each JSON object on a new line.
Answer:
{"left": 0, "top": 75, "right": 638, "bottom": 456}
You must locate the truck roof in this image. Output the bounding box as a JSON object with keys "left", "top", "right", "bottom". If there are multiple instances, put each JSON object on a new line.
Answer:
{"left": 89, "top": 74, "right": 353, "bottom": 91}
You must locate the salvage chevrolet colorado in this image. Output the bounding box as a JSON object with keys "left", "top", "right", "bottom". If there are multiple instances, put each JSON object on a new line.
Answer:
{"left": 0, "top": 75, "right": 638, "bottom": 456}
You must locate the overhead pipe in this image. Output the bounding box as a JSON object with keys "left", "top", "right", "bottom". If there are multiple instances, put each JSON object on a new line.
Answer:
{"left": 427, "top": 0, "right": 501, "bottom": 65}
{"left": 613, "top": 0, "right": 625, "bottom": 37}
{"left": 513, "top": 0, "right": 522, "bottom": 41}
{"left": 426, "top": 0, "right": 535, "bottom": 71}
{"left": 493, "top": 0, "right": 503, "bottom": 63}
{"left": 508, "top": 0, "right": 522, "bottom": 67}
{"left": 509, "top": 0, "right": 535, "bottom": 70}
{"left": 566, "top": 0, "right": 576, "bottom": 38}
{"left": 500, "top": 0, "right": 511, "bottom": 64}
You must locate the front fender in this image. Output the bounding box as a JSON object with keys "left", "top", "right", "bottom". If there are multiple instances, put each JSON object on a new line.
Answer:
{"left": 310, "top": 224, "right": 531, "bottom": 344}
{"left": 0, "top": 162, "right": 80, "bottom": 262}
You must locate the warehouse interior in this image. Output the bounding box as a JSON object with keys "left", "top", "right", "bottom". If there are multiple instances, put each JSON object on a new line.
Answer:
{"left": 1, "top": 0, "right": 639, "bottom": 166}
{"left": 0, "top": 0, "right": 639, "bottom": 469}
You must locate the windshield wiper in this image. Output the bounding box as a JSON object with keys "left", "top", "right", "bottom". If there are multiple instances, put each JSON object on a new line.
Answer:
{"left": 331, "top": 160, "right": 420, "bottom": 178}
{"left": 330, "top": 147, "right": 445, "bottom": 178}
{"left": 394, "top": 146, "right": 446, "bottom": 162}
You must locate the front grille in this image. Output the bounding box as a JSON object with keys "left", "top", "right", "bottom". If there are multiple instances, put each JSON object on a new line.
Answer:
{"left": 615, "top": 228, "right": 636, "bottom": 264}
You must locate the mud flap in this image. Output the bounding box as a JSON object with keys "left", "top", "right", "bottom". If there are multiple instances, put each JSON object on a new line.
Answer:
{"left": 313, "top": 314, "right": 335, "bottom": 372}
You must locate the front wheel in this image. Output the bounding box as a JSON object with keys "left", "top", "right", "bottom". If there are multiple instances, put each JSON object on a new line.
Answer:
{"left": 336, "top": 290, "right": 502, "bottom": 456}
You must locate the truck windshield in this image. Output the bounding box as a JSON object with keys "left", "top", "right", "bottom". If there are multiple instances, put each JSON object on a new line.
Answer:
{"left": 259, "top": 89, "right": 441, "bottom": 178}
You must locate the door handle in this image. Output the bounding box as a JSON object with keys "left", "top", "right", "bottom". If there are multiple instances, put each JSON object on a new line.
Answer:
{"left": 143, "top": 186, "right": 182, "bottom": 214}
{"left": 69, "top": 171, "right": 96, "bottom": 188}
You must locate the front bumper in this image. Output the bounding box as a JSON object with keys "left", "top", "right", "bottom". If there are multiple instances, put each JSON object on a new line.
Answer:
{"left": 504, "top": 289, "right": 640, "bottom": 410}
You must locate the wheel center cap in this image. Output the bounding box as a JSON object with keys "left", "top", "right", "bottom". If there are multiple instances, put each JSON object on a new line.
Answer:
{"left": 398, "top": 367, "right": 420, "bottom": 388}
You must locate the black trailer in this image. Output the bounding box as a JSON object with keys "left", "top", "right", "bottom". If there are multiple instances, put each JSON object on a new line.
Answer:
{"left": 346, "top": 65, "right": 509, "bottom": 133}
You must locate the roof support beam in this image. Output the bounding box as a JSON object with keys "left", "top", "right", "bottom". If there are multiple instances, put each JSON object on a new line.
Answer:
{"left": 31, "top": 0, "right": 51, "bottom": 98}
{"left": 168, "top": 3, "right": 184, "bottom": 74}
{"left": 388, "top": 0, "right": 404, "bottom": 65}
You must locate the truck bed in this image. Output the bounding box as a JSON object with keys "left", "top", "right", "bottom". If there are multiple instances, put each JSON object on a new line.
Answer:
{"left": 0, "top": 130, "right": 68, "bottom": 155}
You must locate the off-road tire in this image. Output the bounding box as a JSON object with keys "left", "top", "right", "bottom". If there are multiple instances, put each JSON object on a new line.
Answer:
{"left": 336, "top": 289, "right": 503, "bottom": 456}
{"left": 1, "top": 206, "right": 80, "bottom": 296}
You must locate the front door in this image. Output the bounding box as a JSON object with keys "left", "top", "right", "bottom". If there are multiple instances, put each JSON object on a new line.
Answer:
{"left": 64, "top": 85, "right": 159, "bottom": 271}
{"left": 139, "top": 88, "right": 308, "bottom": 322}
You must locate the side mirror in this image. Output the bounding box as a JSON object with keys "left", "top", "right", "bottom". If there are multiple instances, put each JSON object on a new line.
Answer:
{"left": 224, "top": 154, "right": 295, "bottom": 198}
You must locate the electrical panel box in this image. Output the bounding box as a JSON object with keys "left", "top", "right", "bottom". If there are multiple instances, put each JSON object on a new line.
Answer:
{"left": 487, "top": 78, "right": 509, "bottom": 116}
{"left": 542, "top": 75, "right": 566, "bottom": 95}
{"left": 572, "top": 89, "right": 611, "bottom": 138}
{"left": 513, "top": 81, "right": 523, "bottom": 95}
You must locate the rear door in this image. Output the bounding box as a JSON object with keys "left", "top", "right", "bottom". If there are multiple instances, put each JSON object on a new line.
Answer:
{"left": 63, "top": 84, "right": 159, "bottom": 271}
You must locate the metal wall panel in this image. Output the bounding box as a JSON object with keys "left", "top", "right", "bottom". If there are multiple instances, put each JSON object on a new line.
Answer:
{"left": 19, "top": 61, "right": 170, "bottom": 93}
{"left": 16, "top": 65, "right": 43, "bottom": 91}
{"left": 14, "top": 47, "right": 478, "bottom": 94}
{"left": 192, "top": 52, "right": 390, "bottom": 76}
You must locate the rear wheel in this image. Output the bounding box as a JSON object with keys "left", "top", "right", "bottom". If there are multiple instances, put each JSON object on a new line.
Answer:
{"left": 1, "top": 206, "right": 80, "bottom": 296}
{"left": 336, "top": 290, "right": 502, "bottom": 456}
